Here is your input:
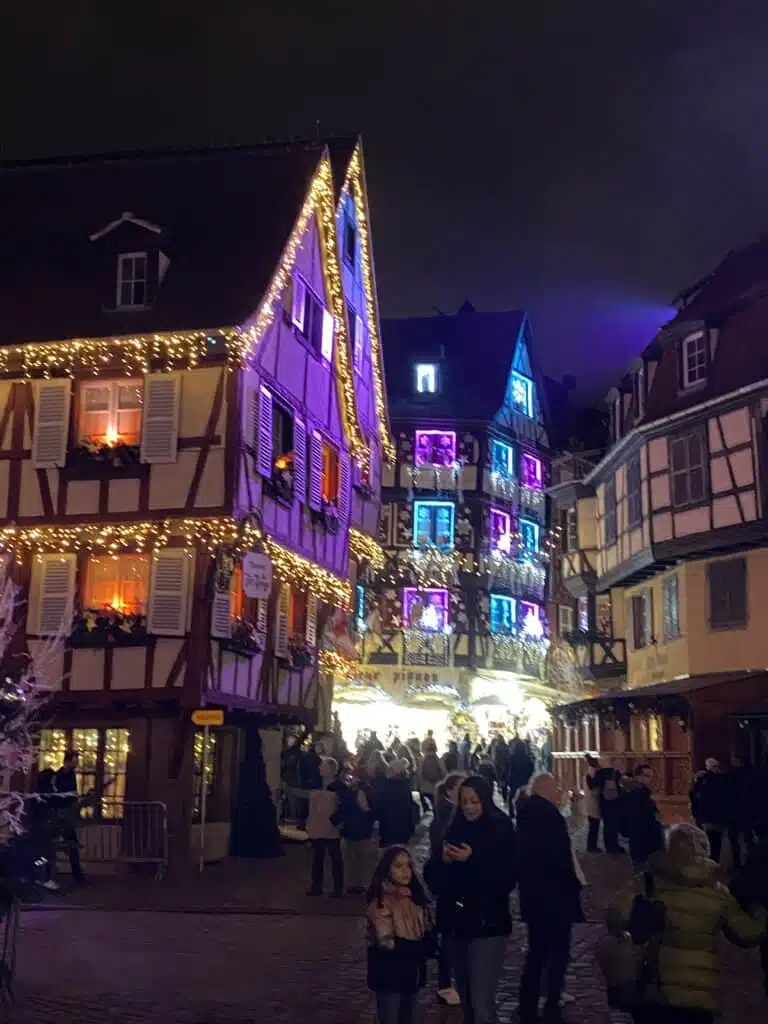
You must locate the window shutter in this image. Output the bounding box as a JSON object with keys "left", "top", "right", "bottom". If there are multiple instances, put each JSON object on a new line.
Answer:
{"left": 306, "top": 593, "right": 317, "bottom": 647}
{"left": 309, "top": 431, "right": 323, "bottom": 510}
{"left": 321, "top": 309, "right": 335, "bottom": 362}
{"left": 32, "top": 553, "right": 76, "bottom": 636}
{"left": 257, "top": 387, "right": 273, "bottom": 478}
{"left": 140, "top": 373, "right": 181, "bottom": 464}
{"left": 32, "top": 380, "right": 71, "bottom": 468}
{"left": 275, "top": 585, "right": 289, "bottom": 657}
{"left": 339, "top": 452, "right": 351, "bottom": 523}
{"left": 148, "top": 549, "right": 192, "bottom": 636}
{"left": 256, "top": 599, "right": 267, "bottom": 638}
{"left": 354, "top": 315, "right": 364, "bottom": 373}
{"left": 210, "top": 584, "right": 232, "bottom": 639}
{"left": 291, "top": 277, "right": 307, "bottom": 332}
{"left": 293, "top": 417, "right": 307, "bottom": 503}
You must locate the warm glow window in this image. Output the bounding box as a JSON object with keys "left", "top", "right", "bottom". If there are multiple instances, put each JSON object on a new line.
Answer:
{"left": 272, "top": 402, "right": 294, "bottom": 477}
{"left": 413, "top": 501, "right": 454, "bottom": 549}
{"left": 117, "top": 252, "right": 147, "bottom": 309}
{"left": 322, "top": 443, "right": 340, "bottom": 504}
{"left": 510, "top": 371, "right": 533, "bottom": 418}
{"left": 230, "top": 565, "right": 260, "bottom": 625}
{"left": 288, "top": 587, "right": 307, "bottom": 640}
{"left": 79, "top": 379, "right": 143, "bottom": 446}
{"left": 519, "top": 517, "right": 540, "bottom": 555}
{"left": 521, "top": 453, "right": 542, "bottom": 489}
{"left": 491, "top": 439, "right": 513, "bottom": 478}
{"left": 489, "top": 594, "right": 515, "bottom": 634}
{"left": 490, "top": 508, "right": 512, "bottom": 553}
{"left": 403, "top": 588, "right": 449, "bottom": 632}
{"left": 630, "top": 714, "right": 663, "bottom": 753}
{"left": 84, "top": 554, "right": 150, "bottom": 615}
{"left": 39, "top": 727, "right": 130, "bottom": 819}
{"left": 414, "top": 430, "right": 456, "bottom": 467}
{"left": 414, "top": 363, "right": 438, "bottom": 394}
{"left": 681, "top": 331, "right": 708, "bottom": 388}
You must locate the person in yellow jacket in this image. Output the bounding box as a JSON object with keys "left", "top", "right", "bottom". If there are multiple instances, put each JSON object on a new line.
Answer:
{"left": 605, "top": 822, "right": 765, "bottom": 1024}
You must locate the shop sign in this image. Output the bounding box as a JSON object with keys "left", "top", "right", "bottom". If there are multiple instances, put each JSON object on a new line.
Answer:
{"left": 242, "top": 552, "right": 272, "bottom": 599}
{"left": 191, "top": 708, "right": 225, "bottom": 727}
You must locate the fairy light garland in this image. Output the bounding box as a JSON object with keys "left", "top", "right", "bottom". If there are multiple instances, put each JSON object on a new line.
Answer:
{"left": 342, "top": 149, "right": 396, "bottom": 464}
{"left": 348, "top": 528, "right": 385, "bottom": 570}
{"left": 318, "top": 648, "right": 358, "bottom": 680}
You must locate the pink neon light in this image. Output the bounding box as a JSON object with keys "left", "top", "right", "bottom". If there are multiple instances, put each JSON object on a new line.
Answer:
{"left": 414, "top": 430, "right": 456, "bottom": 467}
{"left": 489, "top": 508, "right": 512, "bottom": 551}
{"left": 402, "top": 587, "right": 449, "bottom": 631}
{"left": 521, "top": 453, "right": 543, "bottom": 489}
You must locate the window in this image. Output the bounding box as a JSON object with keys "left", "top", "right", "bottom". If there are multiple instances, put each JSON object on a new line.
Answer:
{"left": 520, "top": 601, "right": 544, "bottom": 637}
{"left": 626, "top": 455, "right": 642, "bottom": 529}
{"left": 578, "top": 595, "right": 589, "bottom": 632}
{"left": 292, "top": 278, "right": 333, "bottom": 361}
{"left": 633, "top": 366, "right": 645, "bottom": 419}
{"left": 272, "top": 401, "right": 295, "bottom": 481}
{"left": 414, "top": 430, "right": 456, "bottom": 467}
{"left": 288, "top": 587, "right": 307, "bottom": 639}
{"left": 630, "top": 590, "right": 653, "bottom": 649}
{"left": 193, "top": 729, "right": 218, "bottom": 824}
{"left": 558, "top": 604, "right": 574, "bottom": 637}
{"left": 669, "top": 428, "right": 706, "bottom": 507}
{"left": 490, "top": 594, "right": 516, "bottom": 634}
{"left": 79, "top": 379, "right": 143, "bottom": 446}
{"left": 604, "top": 477, "right": 617, "bottom": 545}
{"left": 117, "top": 252, "right": 148, "bottom": 309}
{"left": 662, "top": 574, "right": 680, "bottom": 640}
{"left": 413, "top": 500, "right": 454, "bottom": 549}
{"left": 566, "top": 508, "right": 578, "bottom": 552}
{"left": 630, "top": 713, "right": 663, "bottom": 752}
{"left": 681, "top": 331, "right": 708, "bottom": 389}
{"left": 348, "top": 303, "right": 364, "bottom": 375}
{"left": 322, "top": 442, "right": 339, "bottom": 504}
{"left": 489, "top": 508, "right": 513, "bottom": 553}
{"left": 403, "top": 587, "right": 449, "bottom": 631}
{"left": 414, "top": 363, "right": 438, "bottom": 394}
{"left": 230, "top": 565, "right": 261, "bottom": 626}
{"left": 491, "top": 439, "right": 514, "bottom": 478}
{"left": 355, "top": 584, "right": 366, "bottom": 633}
{"left": 343, "top": 217, "right": 356, "bottom": 266}
{"left": 521, "top": 453, "right": 542, "bottom": 489}
{"left": 83, "top": 554, "right": 150, "bottom": 615}
{"left": 510, "top": 371, "right": 533, "bottom": 417}
{"left": 519, "top": 517, "right": 540, "bottom": 555}
{"left": 39, "top": 727, "right": 130, "bottom": 819}
{"left": 708, "top": 557, "right": 747, "bottom": 629}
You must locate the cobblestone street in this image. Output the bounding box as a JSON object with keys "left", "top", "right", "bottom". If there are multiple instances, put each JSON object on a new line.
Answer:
{"left": 6, "top": 839, "right": 766, "bottom": 1024}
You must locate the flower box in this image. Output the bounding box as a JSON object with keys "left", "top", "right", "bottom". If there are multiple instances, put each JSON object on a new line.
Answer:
{"left": 70, "top": 609, "right": 149, "bottom": 648}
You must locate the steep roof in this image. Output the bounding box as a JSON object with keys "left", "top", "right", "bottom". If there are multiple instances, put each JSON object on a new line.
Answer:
{"left": 0, "top": 138, "right": 359, "bottom": 347}
{"left": 381, "top": 306, "right": 527, "bottom": 420}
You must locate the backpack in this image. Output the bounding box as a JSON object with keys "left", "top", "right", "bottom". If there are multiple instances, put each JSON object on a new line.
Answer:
{"left": 596, "top": 873, "right": 665, "bottom": 1011}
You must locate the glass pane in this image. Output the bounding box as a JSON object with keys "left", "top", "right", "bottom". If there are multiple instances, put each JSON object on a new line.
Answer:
{"left": 102, "top": 729, "right": 130, "bottom": 819}
{"left": 83, "top": 387, "right": 110, "bottom": 412}
{"left": 80, "top": 411, "right": 109, "bottom": 442}
{"left": 117, "top": 383, "right": 143, "bottom": 410}
{"left": 116, "top": 409, "right": 142, "bottom": 444}
{"left": 38, "top": 729, "right": 67, "bottom": 772}
{"left": 84, "top": 555, "right": 149, "bottom": 614}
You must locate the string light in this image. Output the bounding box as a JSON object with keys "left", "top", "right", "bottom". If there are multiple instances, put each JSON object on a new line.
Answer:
{"left": 348, "top": 528, "right": 385, "bottom": 570}
{"left": 318, "top": 649, "right": 358, "bottom": 680}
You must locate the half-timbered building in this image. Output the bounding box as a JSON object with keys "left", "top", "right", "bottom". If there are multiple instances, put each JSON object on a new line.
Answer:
{"left": 0, "top": 137, "right": 392, "bottom": 863}
{"left": 549, "top": 239, "right": 768, "bottom": 817}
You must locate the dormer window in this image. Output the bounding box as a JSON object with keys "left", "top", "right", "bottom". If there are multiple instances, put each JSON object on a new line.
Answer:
{"left": 415, "top": 363, "right": 438, "bottom": 394}
{"left": 343, "top": 217, "right": 356, "bottom": 267}
{"left": 116, "top": 252, "right": 148, "bottom": 309}
{"left": 292, "top": 276, "right": 334, "bottom": 362}
{"left": 681, "top": 331, "right": 707, "bottom": 389}
{"left": 510, "top": 371, "right": 533, "bottom": 418}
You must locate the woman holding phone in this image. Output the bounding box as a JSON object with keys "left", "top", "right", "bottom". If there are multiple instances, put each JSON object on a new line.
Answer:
{"left": 426, "top": 775, "right": 517, "bottom": 1024}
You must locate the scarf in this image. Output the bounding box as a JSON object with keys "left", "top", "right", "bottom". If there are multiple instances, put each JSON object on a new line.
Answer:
{"left": 367, "top": 881, "right": 426, "bottom": 946}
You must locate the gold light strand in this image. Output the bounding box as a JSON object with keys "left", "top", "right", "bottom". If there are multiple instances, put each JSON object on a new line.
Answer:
{"left": 348, "top": 528, "right": 385, "bottom": 570}
{"left": 262, "top": 535, "right": 352, "bottom": 610}
{"left": 342, "top": 147, "right": 396, "bottom": 464}
{"left": 318, "top": 648, "right": 357, "bottom": 680}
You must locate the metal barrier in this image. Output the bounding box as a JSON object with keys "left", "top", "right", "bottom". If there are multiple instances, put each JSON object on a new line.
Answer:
{"left": 74, "top": 801, "right": 169, "bottom": 879}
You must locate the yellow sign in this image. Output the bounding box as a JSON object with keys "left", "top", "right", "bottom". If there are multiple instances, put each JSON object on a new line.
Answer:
{"left": 191, "top": 709, "right": 224, "bottom": 727}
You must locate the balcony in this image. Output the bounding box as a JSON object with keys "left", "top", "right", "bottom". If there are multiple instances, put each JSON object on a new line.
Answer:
{"left": 478, "top": 551, "right": 547, "bottom": 600}
{"left": 403, "top": 628, "right": 451, "bottom": 667}
{"left": 560, "top": 548, "right": 598, "bottom": 597}
{"left": 519, "top": 485, "right": 545, "bottom": 516}
{"left": 397, "top": 545, "right": 460, "bottom": 587}
{"left": 489, "top": 472, "right": 518, "bottom": 503}
{"left": 568, "top": 631, "right": 626, "bottom": 681}
{"left": 489, "top": 633, "right": 547, "bottom": 679}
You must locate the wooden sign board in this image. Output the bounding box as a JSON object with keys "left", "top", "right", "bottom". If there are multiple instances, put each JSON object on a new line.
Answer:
{"left": 191, "top": 709, "right": 224, "bottom": 727}
{"left": 242, "top": 552, "right": 272, "bottom": 600}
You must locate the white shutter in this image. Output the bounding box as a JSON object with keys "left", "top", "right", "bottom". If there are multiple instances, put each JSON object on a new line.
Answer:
{"left": 275, "top": 585, "right": 289, "bottom": 657}
{"left": 353, "top": 315, "right": 364, "bottom": 374}
{"left": 306, "top": 593, "right": 318, "bottom": 647}
{"left": 32, "top": 553, "right": 76, "bottom": 636}
{"left": 321, "top": 309, "right": 334, "bottom": 362}
{"left": 148, "top": 549, "right": 192, "bottom": 636}
{"left": 32, "top": 380, "right": 71, "bottom": 468}
{"left": 140, "top": 373, "right": 181, "bottom": 464}
{"left": 210, "top": 586, "right": 232, "bottom": 639}
{"left": 339, "top": 452, "right": 351, "bottom": 523}
{"left": 257, "top": 386, "right": 273, "bottom": 478}
{"left": 256, "top": 599, "right": 267, "bottom": 638}
{"left": 291, "top": 277, "right": 307, "bottom": 332}
{"left": 293, "top": 417, "right": 307, "bottom": 504}
{"left": 309, "top": 431, "right": 323, "bottom": 510}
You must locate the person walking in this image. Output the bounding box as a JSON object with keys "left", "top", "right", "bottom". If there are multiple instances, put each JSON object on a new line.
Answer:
{"left": 442, "top": 740, "right": 460, "bottom": 773}
{"left": 621, "top": 762, "right": 664, "bottom": 870}
{"left": 596, "top": 758, "right": 624, "bottom": 854}
{"left": 306, "top": 757, "right": 345, "bottom": 897}
{"left": 490, "top": 734, "right": 510, "bottom": 802}
{"left": 377, "top": 759, "right": 417, "bottom": 848}
{"left": 333, "top": 767, "right": 376, "bottom": 895}
{"left": 607, "top": 823, "right": 765, "bottom": 1024}
{"left": 424, "top": 772, "right": 464, "bottom": 1007}
{"left": 517, "top": 773, "right": 584, "bottom": 1024}
{"left": 428, "top": 775, "right": 516, "bottom": 1024}
{"left": 584, "top": 755, "right": 602, "bottom": 853}
{"left": 366, "top": 845, "right": 433, "bottom": 1024}
{"left": 421, "top": 744, "right": 445, "bottom": 812}
{"left": 53, "top": 750, "right": 86, "bottom": 883}
{"left": 690, "top": 758, "right": 729, "bottom": 863}
{"left": 458, "top": 733, "right": 472, "bottom": 772}
{"left": 507, "top": 735, "right": 534, "bottom": 817}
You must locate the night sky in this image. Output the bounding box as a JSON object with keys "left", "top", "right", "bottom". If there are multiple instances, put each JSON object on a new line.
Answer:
{"left": 6, "top": 3, "right": 768, "bottom": 401}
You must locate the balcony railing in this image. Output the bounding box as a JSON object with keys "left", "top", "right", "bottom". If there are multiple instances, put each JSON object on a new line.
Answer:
{"left": 489, "top": 473, "right": 518, "bottom": 502}
{"left": 403, "top": 629, "right": 450, "bottom": 667}
{"left": 489, "top": 634, "right": 547, "bottom": 679}
{"left": 478, "top": 551, "right": 547, "bottom": 599}
{"left": 398, "top": 545, "right": 460, "bottom": 586}
{"left": 519, "top": 485, "right": 545, "bottom": 513}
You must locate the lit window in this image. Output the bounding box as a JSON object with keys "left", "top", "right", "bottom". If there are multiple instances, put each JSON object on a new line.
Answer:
{"left": 489, "top": 593, "right": 516, "bottom": 634}
{"left": 558, "top": 604, "right": 574, "bottom": 636}
{"left": 117, "top": 252, "right": 148, "bottom": 309}
{"left": 413, "top": 501, "right": 455, "bottom": 549}
{"left": 681, "top": 331, "right": 707, "bottom": 389}
{"left": 193, "top": 729, "right": 218, "bottom": 823}
{"left": 519, "top": 517, "right": 540, "bottom": 555}
{"left": 292, "top": 276, "right": 333, "bottom": 361}
{"left": 491, "top": 439, "right": 514, "bottom": 478}
{"left": 578, "top": 595, "right": 589, "bottom": 632}
{"left": 510, "top": 371, "right": 533, "bottom": 417}
{"left": 520, "top": 601, "right": 544, "bottom": 637}
{"left": 414, "top": 430, "right": 456, "bottom": 467}
{"left": 490, "top": 508, "right": 513, "bottom": 553}
{"left": 288, "top": 587, "right": 307, "bottom": 641}
{"left": 355, "top": 584, "right": 366, "bottom": 632}
{"left": 322, "top": 442, "right": 340, "bottom": 504}
{"left": 230, "top": 565, "right": 261, "bottom": 627}
{"left": 84, "top": 554, "right": 150, "bottom": 616}
{"left": 630, "top": 590, "right": 653, "bottom": 649}
{"left": 40, "top": 727, "right": 130, "bottom": 819}
{"left": 403, "top": 587, "right": 449, "bottom": 631}
{"left": 414, "top": 363, "right": 438, "bottom": 394}
{"left": 521, "top": 453, "right": 542, "bottom": 489}
{"left": 79, "top": 379, "right": 143, "bottom": 446}
{"left": 348, "top": 303, "right": 364, "bottom": 375}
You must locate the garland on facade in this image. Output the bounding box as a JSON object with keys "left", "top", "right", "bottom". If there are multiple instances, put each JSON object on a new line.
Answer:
{"left": 348, "top": 528, "right": 386, "bottom": 570}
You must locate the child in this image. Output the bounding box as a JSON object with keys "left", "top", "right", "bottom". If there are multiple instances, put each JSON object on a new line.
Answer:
{"left": 306, "top": 757, "right": 344, "bottom": 897}
{"left": 366, "top": 845, "right": 432, "bottom": 1024}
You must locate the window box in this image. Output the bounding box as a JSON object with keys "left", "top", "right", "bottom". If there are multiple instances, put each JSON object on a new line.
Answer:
{"left": 353, "top": 479, "right": 374, "bottom": 501}
{"left": 220, "top": 618, "right": 264, "bottom": 657}
{"left": 311, "top": 500, "right": 340, "bottom": 534}
{"left": 285, "top": 636, "right": 315, "bottom": 669}
{"left": 66, "top": 440, "right": 142, "bottom": 478}
{"left": 69, "top": 609, "right": 149, "bottom": 647}
{"left": 265, "top": 466, "right": 294, "bottom": 505}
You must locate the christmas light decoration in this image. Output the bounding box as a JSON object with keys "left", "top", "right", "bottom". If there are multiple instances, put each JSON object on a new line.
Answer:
{"left": 318, "top": 649, "right": 358, "bottom": 680}
{"left": 348, "top": 528, "right": 385, "bottom": 570}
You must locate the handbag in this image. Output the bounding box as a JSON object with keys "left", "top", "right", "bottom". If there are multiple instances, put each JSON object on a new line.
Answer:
{"left": 596, "top": 873, "right": 665, "bottom": 1011}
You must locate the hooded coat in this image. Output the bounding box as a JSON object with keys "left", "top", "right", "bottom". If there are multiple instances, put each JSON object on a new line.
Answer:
{"left": 606, "top": 850, "right": 765, "bottom": 1012}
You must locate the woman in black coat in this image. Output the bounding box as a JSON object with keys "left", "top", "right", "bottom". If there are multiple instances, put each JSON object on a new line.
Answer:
{"left": 427, "top": 775, "right": 516, "bottom": 1024}
{"left": 377, "top": 761, "right": 417, "bottom": 848}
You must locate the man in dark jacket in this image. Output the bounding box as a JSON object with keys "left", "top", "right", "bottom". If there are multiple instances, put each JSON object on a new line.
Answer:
{"left": 377, "top": 760, "right": 416, "bottom": 848}
{"left": 54, "top": 750, "right": 85, "bottom": 883}
{"left": 690, "top": 758, "right": 729, "bottom": 863}
{"left": 507, "top": 735, "right": 534, "bottom": 816}
{"left": 489, "top": 734, "right": 510, "bottom": 801}
{"left": 517, "top": 773, "right": 584, "bottom": 1024}
{"left": 622, "top": 762, "right": 664, "bottom": 870}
